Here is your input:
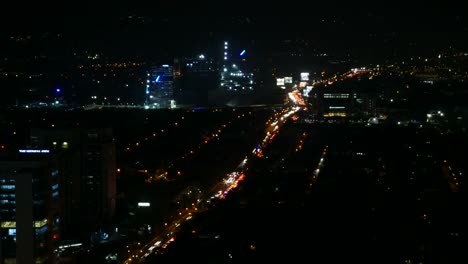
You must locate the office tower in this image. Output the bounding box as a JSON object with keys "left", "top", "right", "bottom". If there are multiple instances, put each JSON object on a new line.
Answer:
{"left": 145, "top": 65, "right": 175, "bottom": 109}
{"left": 309, "top": 85, "right": 376, "bottom": 118}
{"left": 176, "top": 54, "right": 219, "bottom": 106}
{"left": 220, "top": 41, "right": 254, "bottom": 93}
{"left": 29, "top": 128, "right": 116, "bottom": 241}
{"left": 0, "top": 151, "right": 60, "bottom": 264}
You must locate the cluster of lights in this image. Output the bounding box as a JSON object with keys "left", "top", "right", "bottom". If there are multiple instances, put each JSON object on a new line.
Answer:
{"left": 78, "top": 61, "right": 144, "bottom": 70}
{"left": 145, "top": 112, "right": 253, "bottom": 183}
{"left": 295, "top": 132, "right": 307, "bottom": 152}
{"left": 307, "top": 146, "right": 327, "bottom": 191}
{"left": 127, "top": 105, "right": 301, "bottom": 261}
{"left": 214, "top": 172, "right": 246, "bottom": 200}
{"left": 442, "top": 159, "right": 461, "bottom": 192}
{"left": 224, "top": 42, "right": 228, "bottom": 60}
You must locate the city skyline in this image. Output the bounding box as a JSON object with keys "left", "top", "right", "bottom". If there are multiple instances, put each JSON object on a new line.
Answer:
{"left": 0, "top": 2, "right": 467, "bottom": 263}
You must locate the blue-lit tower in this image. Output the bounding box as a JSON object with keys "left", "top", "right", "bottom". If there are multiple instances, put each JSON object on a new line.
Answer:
{"left": 145, "top": 65, "right": 175, "bottom": 109}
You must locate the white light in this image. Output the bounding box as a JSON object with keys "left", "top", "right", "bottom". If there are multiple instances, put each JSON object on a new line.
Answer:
{"left": 19, "top": 149, "right": 50, "bottom": 154}
{"left": 198, "top": 54, "right": 205, "bottom": 59}
{"left": 224, "top": 57, "right": 227, "bottom": 60}
{"left": 162, "top": 64, "right": 169, "bottom": 67}
{"left": 224, "top": 42, "right": 228, "bottom": 45}
{"left": 138, "top": 202, "right": 150, "bottom": 207}
{"left": 224, "top": 52, "right": 227, "bottom": 55}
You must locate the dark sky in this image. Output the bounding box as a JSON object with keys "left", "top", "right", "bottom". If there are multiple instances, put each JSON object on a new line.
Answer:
{"left": 2, "top": 1, "right": 466, "bottom": 32}
{"left": 1, "top": 1, "right": 467, "bottom": 58}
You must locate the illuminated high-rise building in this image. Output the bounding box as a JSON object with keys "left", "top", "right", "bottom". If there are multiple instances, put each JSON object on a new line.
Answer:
{"left": 145, "top": 65, "right": 175, "bottom": 109}
{"left": 220, "top": 41, "right": 254, "bottom": 93}
{"left": 0, "top": 151, "right": 60, "bottom": 264}
{"left": 29, "top": 128, "right": 116, "bottom": 241}
{"left": 175, "top": 54, "right": 219, "bottom": 106}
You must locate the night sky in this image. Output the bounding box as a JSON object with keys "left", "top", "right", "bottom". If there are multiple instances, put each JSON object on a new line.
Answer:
{"left": 1, "top": 1, "right": 467, "bottom": 59}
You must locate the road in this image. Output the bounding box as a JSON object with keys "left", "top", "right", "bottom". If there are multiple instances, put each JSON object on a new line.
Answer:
{"left": 120, "top": 66, "right": 372, "bottom": 263}
{"left": 121, "top": 99, "right": 304, "bottom": 263}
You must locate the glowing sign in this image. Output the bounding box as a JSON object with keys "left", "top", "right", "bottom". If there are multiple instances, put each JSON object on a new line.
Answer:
{"left": 170, "top": 100, "right": 177, "bottom": 109}
{"left": 276, "top": 78, "right": 285, "bottom": 86}
{"left": 155, "top": 75, "right": 160, "bottom": 82}
{"left": 284, "top": 77, "right": 293, "bottom": 83}
{"left": 329, "top": 106, "right": 345, "bottom": 109}
{"left": 8, "top": 229, "right": 16, "bottom": 236}
{"left": 300, "top": 72, "right": 309, "bottom": 81}
{"left": 138, "top": 202, "right": 150, "bottom": 207}
{"left": 240, "top": 50, "right": 246, "bottom": 56}
{"left": 19, "top": 149, "right": 50, "bottom": 154}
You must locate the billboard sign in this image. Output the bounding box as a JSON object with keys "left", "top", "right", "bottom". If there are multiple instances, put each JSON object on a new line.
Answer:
{"left": 276, "top": 78, "right": 285, "bottom": 86}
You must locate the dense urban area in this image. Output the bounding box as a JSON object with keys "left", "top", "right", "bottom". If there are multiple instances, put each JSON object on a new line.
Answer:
{"left": 1, "top": 5, "right": 467, "bottom": 264}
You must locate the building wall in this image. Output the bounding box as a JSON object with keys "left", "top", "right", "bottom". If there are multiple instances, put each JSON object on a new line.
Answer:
{"left": 29, "top": 128, "right": 116, "bottom": 240}
{"left": 0, "top": 160, "right": 59, "bottom": 264}
{"left": 145, "top": 65, "right": 174, "bottom": 108}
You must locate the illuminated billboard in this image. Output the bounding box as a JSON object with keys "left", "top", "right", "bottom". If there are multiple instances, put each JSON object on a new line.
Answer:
{"left": 300, "top": 72, "right": 309, "bottom": 81}
{"left": 19, "top": 149, "right": 50, "bottom": 154}
{"left": 276, "top": 78, "right": 285, "bottom": 86}
{"left": 284, "top": 77, "right": 293, "bottom": 84}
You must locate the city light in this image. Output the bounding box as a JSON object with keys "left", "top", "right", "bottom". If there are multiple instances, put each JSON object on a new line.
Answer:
{"left": 240, "top": 50, "right": 246, "bottom": 56}
{"left": 18, "top": 149, "right": 50, "bottom": 154}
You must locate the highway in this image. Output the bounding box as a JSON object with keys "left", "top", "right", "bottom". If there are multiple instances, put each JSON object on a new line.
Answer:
{"left": 121, "top": 100, "right": 304, "bottom": 263}
{"left": 121, "top": 67, "right": 367, "bottom": 263}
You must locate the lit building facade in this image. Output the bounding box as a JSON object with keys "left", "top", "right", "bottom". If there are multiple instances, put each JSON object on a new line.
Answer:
{"left": 0, "top": 154, "right": 60, "bottom": 264}
{"left": 29, "top": 128, "right": 116, "bottom": 241}
{"left": 145, "top": 65, "right": 175, "bottom": 109}
{"left": 220, "top": 41, "right": 254, "bottom": 93}
{"left": 310, "top": 86, "right": 376, "bottom": 118}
